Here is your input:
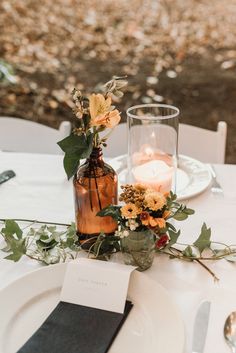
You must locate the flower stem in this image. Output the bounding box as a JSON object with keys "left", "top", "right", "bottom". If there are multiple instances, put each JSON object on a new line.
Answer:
{"left": 0, "top": 219, "right": 71, "bottom": 227}
{"left": 92, "top": 164, "right": 102, "bottom": 210}
{"left": 170, "top": 246, "right": 219, "bottom": 281}
{"left": 195, "top": 258, "right": 219, "bottom": 282}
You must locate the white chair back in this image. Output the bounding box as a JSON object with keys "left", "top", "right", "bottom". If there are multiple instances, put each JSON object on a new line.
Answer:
{"left": 103, "top": 121, "right": 227, "bottom": 164}
{"left": 0, "top": 117, "right": 71, "bottom": 154}
{"left": 178, "top": 121, "right": 227, "bottom": 163}
{"left": 102, "top": 124, "right": 128, "bottom": 158}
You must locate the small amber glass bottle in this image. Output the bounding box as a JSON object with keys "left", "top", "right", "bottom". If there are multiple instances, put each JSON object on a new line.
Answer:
{"left": 73, "top": 147, "right": 118, "bottom": 245}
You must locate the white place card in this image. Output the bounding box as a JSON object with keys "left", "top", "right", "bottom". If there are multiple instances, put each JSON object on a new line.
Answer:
{"left": 60, "top": 258, "right": 136, "bottom": 313}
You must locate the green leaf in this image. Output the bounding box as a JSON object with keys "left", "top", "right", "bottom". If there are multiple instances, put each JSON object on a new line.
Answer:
{"left": 193, "top": 223, "right": 211, "bottom": 254}
{"left": 1, "top": 221, "right": 25, "bottom": 261}
{"left": 58, "top": 133, "right": 94, "bottom": 156}
{"left": 166, "top": 229, "right": 180, "bottom": 248}
{"left": 97, "top": 205, "right": 121, "bottom": 221}
{"left": 5, "top": 253, "right": 23, "bottom": 262}
{"left": 167, "top": 191, "right": 177, "bottom": 203}
{"left": 36, "top": 239, "right": 58, "bottom": 250}
{"left": 182, "top": 245, "right": 194, "bottom": 258}
{"left": 66, "top": 223, "right": 76, "bottom": 238}
{"left": 63, "top": 153, "right": 81, "bottom": 179}
{"left": 2, "top": 220, "right": 23, "bottom": 239}
{"left": 184, "top": 208, "right": 195, "bottom": 215}
{"left": 4, "top": 238, "right": 26, "bottom": 262}
{"left": 57, "top": 134, "right": 85, "bottom": 153}
{"left": 83, "top": 114, "right": 91, "bottom": 130}
{"left": 58, "top": 133, "right": 94, "bottom": 179}
{"left": 63, "top": 223, "right": 78, "bottom": 250}
{"left": 173, "top": 212, "right": 188, "bottom": 221}
{"left": 166, "top": 222, "right": 177, "bottom": 232}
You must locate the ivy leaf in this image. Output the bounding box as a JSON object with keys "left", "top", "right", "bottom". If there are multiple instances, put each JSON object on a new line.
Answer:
{"left": 166, "top": 229, "right": 180, "bottom": 248}
{"left": 193, "top": 223, "right": 211, "bottom": 254}
{"left": 36, "top": 239, "right": 58, "bottom": 250}
{"left": 40, "top": 253, "right": 60, "bottom": 265}
{"left": 57, "top": 133, "right": 94, "bottom": 179}
{"left": 63, "top": 223, "right": 78, "bottom": 250}
{"left": 2, "top": 220, "right": 23, "bottom": 239}
{"left": 4, "top": 238, "right": 26, "bottom": 262}
{"left": 182, "top": 245, "right": 195, "bottom": 258}
{"left": 97, "top": 205, "right": 121, "bottom": 221}
{"left": 66, "top": 223, "right": 76, "bottom": 237}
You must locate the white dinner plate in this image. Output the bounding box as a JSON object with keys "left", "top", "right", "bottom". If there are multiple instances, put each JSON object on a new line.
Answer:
{"left": 0, "top": 264, "right": 185, "bottom": 353}
{"left": 109, "top": 154, "right": 212, "bottom": 201}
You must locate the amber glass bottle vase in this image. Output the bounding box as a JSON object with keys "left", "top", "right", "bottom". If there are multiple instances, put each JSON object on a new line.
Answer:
{"left": 73, "top": 147, "right": 118, "bottom": 246}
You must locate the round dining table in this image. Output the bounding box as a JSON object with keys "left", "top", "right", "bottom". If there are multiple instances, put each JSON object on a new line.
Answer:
{"left": 0, "top": 150, "right": 236, "bottom": 353}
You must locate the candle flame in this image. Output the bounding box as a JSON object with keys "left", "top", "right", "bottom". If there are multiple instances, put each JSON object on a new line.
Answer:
{"left": 144, "top": 146, "right": 154, "bottom": 157}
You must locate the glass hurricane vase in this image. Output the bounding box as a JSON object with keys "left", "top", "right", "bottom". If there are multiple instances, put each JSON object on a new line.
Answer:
{"left": 73, "top": 147, "right": 118, "bottom": 247}
{"left": 120, "top": 229, "right": 155, "bottom": 271}
{"left": 127, "top": 104, "right": 179, "bottom": 194}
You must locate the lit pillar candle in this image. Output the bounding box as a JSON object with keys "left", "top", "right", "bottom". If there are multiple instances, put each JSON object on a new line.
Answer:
{"left": 132, "top": 160, "right": 173, "bottom": 193}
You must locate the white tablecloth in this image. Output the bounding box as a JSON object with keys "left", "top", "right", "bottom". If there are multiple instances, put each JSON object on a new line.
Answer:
{"left": 1, "top": 151, "right": 236, "bottom": 353}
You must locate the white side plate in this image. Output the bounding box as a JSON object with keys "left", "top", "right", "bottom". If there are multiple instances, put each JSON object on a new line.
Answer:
{"left": 109, "top": 154, "right": 212, "bottom": 201}
{"left": 0, "top": 264, "right": 185, "bottom": 353}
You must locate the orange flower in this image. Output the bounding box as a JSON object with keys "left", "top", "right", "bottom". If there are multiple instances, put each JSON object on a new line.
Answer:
{"left": 91, "top": 109, "right": 121, "bottom": 128}
{"left": 148, "top": 217, "right": 166, "bottom": 228}
{"left": 154, "top": 218, "right": 166, "bottom": 228}
{"left": 89, "top": 93, "right": 120, "bottom": 128}
{"left": 149, "top": 216, "right": 159, "bottom": 227}
{"left": 121, "top": 203, "right": 140, "bottom": 219}
{"left": 89, "top": 93, "right": 111, "bottom": 120}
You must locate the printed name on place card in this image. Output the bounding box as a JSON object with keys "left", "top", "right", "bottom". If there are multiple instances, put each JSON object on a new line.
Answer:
{"left": 60, "top": 258, "right": 136, "bottom": 314}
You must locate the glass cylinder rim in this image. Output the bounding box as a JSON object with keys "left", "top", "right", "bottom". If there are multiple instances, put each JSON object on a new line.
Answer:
{"left": 126, "top": 103, "right": 180, "bottom": 120}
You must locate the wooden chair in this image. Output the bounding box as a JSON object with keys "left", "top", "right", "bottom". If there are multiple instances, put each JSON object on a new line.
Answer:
{"left": 103, "top": 121, "right": 227, "bottom": 163}
{"left": 0, "top": 117, "right": 71, "bottom": 154}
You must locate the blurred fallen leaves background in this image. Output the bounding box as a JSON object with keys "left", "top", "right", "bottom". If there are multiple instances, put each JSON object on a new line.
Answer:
{"left": 0, "top": 0, "right": 236, "bottom": 162}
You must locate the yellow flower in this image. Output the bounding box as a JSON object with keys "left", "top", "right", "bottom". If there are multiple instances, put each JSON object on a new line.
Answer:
{"left": 144, "top": 192, "right": 166, "bottom": 211}
{"left": 121, "top": 203, "right": 140, "bottom": 219}
{"left": 89, "top": 93, "right": 111, "bottom": 120}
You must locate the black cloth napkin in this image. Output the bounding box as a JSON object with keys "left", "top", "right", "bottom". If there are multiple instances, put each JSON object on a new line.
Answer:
{"left": 17, "top": 300, "right": 133, "bottom": 353}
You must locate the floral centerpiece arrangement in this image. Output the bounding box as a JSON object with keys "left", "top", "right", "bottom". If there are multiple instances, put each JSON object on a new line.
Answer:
{"left": 57, "top": 77, "right": 128, "bottom": 244}
{"left": 98, "top": 184, "right": 194, "bottom": 271}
